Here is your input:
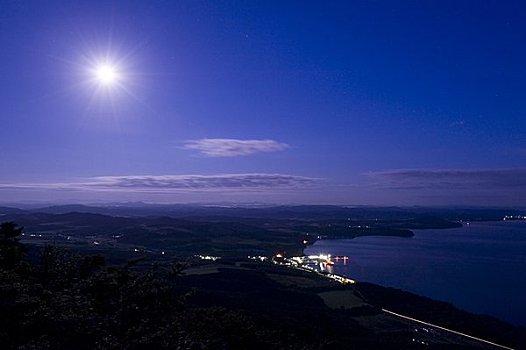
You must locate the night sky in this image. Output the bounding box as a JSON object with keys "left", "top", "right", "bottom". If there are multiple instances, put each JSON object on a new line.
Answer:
{"left": 1, "top": 1, "right": 525, "bottom": 206}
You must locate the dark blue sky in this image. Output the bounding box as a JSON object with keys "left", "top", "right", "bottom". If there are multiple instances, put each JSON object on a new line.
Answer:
{"left": 1, "top": 1, "right": 525, "bottom": 206}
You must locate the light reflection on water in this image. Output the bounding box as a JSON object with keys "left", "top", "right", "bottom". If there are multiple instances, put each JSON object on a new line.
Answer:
{"left": 304, "top": 221, "right": 526, "bottom": 327}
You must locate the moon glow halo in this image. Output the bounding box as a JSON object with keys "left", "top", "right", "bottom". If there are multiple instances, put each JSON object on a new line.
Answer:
{"left": 94, "top": 64, "right": 119, "bottom": 86}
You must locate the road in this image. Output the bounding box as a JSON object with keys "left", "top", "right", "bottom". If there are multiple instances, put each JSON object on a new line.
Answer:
{"left": 382, "top": 308, "right": 515, "bottom": 350}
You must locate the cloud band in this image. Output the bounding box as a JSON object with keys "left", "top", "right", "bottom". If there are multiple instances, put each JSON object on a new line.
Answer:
{"left": 366, "top": 168, "right": 526, "bottom": 190}
{"left": 0, "top": 173, "right": 318, "bottom": 193}
{"left": 182, "top": 138, "right": 289, "bottom": 157}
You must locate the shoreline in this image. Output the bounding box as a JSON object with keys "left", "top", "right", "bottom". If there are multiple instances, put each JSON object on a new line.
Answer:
{"left": 304, "top": 221, "right": 526, "bottom": 328}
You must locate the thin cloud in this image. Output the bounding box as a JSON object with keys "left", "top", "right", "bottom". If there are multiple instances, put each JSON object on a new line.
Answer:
{"left": 182, "top": 138, "right": 289, "bottom": 157}
{"left": 366, "top": 168, "right": 526, "bottom": 191}
{"left": 0, "top": 174, "right": 318, "bottom": 193}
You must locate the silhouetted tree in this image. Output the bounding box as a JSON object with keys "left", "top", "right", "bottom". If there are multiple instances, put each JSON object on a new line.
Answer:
{"left": 0, "top": 221, "right": 25, "bottom": 268}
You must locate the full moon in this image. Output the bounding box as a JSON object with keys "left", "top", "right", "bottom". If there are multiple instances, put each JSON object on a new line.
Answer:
{"left": 94, "top": 64, "right": 118, "bottom": 85}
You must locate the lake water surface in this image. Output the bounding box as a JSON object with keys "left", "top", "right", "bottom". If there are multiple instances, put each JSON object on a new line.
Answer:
{"left": 304, "top": 221, "right": 526, "bottom": 327}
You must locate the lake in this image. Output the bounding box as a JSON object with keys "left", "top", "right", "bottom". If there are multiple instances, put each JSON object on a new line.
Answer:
{"left": 304, "top": 221, "right": 526, "bottom": 327}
